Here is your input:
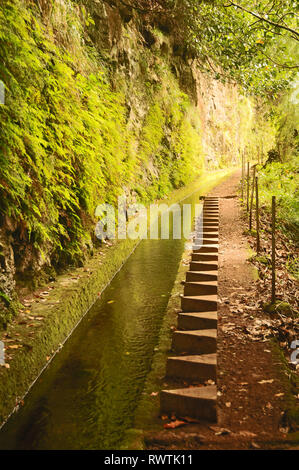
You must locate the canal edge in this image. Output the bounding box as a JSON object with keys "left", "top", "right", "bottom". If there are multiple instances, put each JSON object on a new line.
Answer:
{"left": 0, "top": 170, "right": 233, "bottom": 429}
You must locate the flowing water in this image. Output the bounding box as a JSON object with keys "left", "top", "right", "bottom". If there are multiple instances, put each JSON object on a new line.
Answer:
{"left": 0, "top": 175, "right": 225, "bottom": 450}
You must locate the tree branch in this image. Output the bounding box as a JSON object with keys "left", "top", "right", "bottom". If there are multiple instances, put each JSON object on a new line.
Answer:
{"left": 261, "top": 50, "right": 299, "bottom": 69}
{"left": 224, "top": 2, "right": 299, "bottom": 40}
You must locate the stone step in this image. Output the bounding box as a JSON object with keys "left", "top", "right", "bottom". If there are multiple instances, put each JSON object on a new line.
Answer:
{"left": 193, "top": 242, "right": 219, "bottom": 250}
{"left": 181, "top": 294, "right": 218, "bottom": 312}
{"left": 195, "top": 232, "right": 219, "bottom": 239}
{"left": 201, "top": 217, "right": 219, "bottom": 223}
{"left": 193, "top": 245, "right": 219, "bottom": 253}
{"left": 202, "top": 225, "right": 218, "bottom": 233}
{"left": 200, "top": 223, "right": 219, "bottom": 229}
{"left": 189, "top": 260, "right": 218, "bottom": 271}
{"left": 166, "top": 354, "right": 217, "bottom": 382}
{"left": 186, "top": 271, "right": 218, "bottom": 282}
{"left": 202, "top": 217, "right": 218, "bottom": 222}
{"left": 172, "top": 329, "right": 217, "bottom": 354}
{"left": 191, "top": 253, "right": 218, "bottom": 262}
{"left": 202, "top": 214, "right": 219, "bottom": 219}
{"left": 194, "top": 225, "right": 218, "bottom": 233}
{"left": 201, "top": 218, "right": 219, "bottom": 224}
{"left": 178, "top": 311, "right": 217, "bottom": 330}
{"left": 202, "top": 219, "right": 219, "bottom": 227}
{"left": 184, "top": 280, "right": 217, "bottom": 296}
{"left": 160, "top": 385, "right": 217, "bottom": 422}
{"left": 193, "top": 239, "right": 219, "bottom": 247}
{"left": 203, "top": 207, "right": 219, "bottom": 212}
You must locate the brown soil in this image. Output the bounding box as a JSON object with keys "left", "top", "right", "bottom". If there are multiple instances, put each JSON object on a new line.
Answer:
{"left": 145, "top": 170, "right": 299, "bottom": 450}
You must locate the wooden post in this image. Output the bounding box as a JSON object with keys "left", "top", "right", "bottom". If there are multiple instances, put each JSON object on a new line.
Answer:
{"left": 249, "top": 165, "right": 256, "bottom": 230}
{"left": 256, "top": 176, "right": 260, "bottom": 254}
{"left": 271, "top": 196, "right": 276, "bottom": 304}
{"left": 242, "top": 152, "right": 244, "bottom": 204}
{"left": 246, "top": 161, "right": 250, "bottom": 212}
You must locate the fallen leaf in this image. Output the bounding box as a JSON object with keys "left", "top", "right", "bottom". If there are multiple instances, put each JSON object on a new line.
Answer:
{"left": 182, "top": 416, "right": 200, "bottom": 424}
{"left": 210, "top": 426, "right": 231, "bottom": 436}
{"left": 205, "top": 379, "right": 215, "bottom": 385}
{"left": 258, "top": 379, "right": 274, "bottom": 384}
{"left": 239, "top": 431, "right": 257, "bottom": 438}
{"left": 225, "top": 402, "right": 231, "bottom": 408}
{"left": 0, "top": 363, "right": 10, "bottom": 369}
{"left": 279, "top": 427, "right": 289, "bottom": 434}
{"left": 163, "top": 420, "right": 186, "bottom": 429}
{"left": 251, "top": 441, "right": 260, "bottom": 449}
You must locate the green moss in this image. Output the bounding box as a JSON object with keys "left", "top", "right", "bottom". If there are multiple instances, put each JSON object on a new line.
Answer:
{"left": 0, "top": 235, "right": 139, "bottom": 425}
{"left": 0, "top": 292, "right": 21, "bottom": 330}
{"left": 270, "top": 339, "right": 299, "bottom": 435}
{"left": 263, "top": 300, "right": 294, "bottom": 316}
{"left": 286, "top": 256, "right": 299, "bottom": 281}
{"left": 0, "top": 0, "right": 206, "bottom": 285}
{"left": 0, "top": 292, "right": 10, "bottom": 307}
{"left": 249, "top": 254, "right": 271, "bottom": 265}
{"left": 243, "top": 229, "right": 257, "bottom": 237}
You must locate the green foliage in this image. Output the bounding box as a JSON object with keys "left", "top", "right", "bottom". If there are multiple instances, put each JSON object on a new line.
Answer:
{"left": 187, "top": 0, "right": 298, "bottom": 97}
{"left": 270, "top": 83, "right": 299, "bottom": 161}
{"left": 258, "top": 155, "right": 299, "bottom": 236}
{"left": 0, "top": 0, "right": 131, "bottom": 266}
{"left": 0, "top": 291, "right": 20, "bottom": 329}
{"left": 131, "top": 65, "right": 204, "bottom": 202}
{"left": 286, "top": 256, "right": 299, "bottom": 281}
{"left": 137, "top": 0, "right": 298, "bottom": 97}
{"left": 0, "top": 0, "right": 294, "bottom": 295}
{"left": 0, "top": 292, "right": 10, "bottom": 307}
{"left": 0, "top": 0, "right": 206, "bottom": 273}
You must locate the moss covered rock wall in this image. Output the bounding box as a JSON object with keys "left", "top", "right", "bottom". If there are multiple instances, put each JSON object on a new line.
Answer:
{"left": 0, "top": 0, "right": 260, "bottom": 326}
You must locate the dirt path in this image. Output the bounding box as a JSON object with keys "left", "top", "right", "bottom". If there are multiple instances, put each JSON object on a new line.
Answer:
{"left": 145, "top": 170, "right": 296, "bottom": 450}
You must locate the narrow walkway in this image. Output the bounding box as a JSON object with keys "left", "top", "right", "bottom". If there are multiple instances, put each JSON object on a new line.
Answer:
{"left": 160, "top": 196, "right": 219, "bottom": 421}
{"left": 146, "top": 170, "right": 291, "bottom": 450}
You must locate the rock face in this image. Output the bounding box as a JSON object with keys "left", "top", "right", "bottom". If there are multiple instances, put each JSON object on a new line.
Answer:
{"left": 84, "top": 0, "right": 248, "bottom": 165}
{"left": 0, "top": 224, "right": 16, "bottom": 327}
{"left": 0, "top": 228, "right": 15, "bottom": 299}
{"left": 0, "top": 0, "right": 255, "bottom": 321}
